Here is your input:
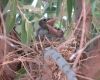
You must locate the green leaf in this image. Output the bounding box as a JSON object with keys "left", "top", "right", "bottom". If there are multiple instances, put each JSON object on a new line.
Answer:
{"left": 18, "top": 68, "right": 26, "bottom": 74}
{"left": 44, "top": 1, "right": 57, "bottom": 17}
{"left": 16, "top": 68, "right": 26, "bottom": 79}
{"left": 20, "top": 19, "right": 33, "bottom": 44}
{"left": 19, "top": 0, "right": 33, "bottom": 5}
{"left": 67, "top": 0, "right": 73, "bottom": 23}
{"left": 25, "top": 22, "right": 33, "bottom": 44}
{"left": 0, "top": 0, "right": 9, "bottom": 9}
{"left": 20, "top": 20, "right": 27, "bottom": 44}
{"left": 94, "top": 12, "right": 100, "bottom": 17}
{"left": 54, "top": 21, "right": 64, "bottom": 29}
{"left": 46, "top": 6, "right": 56, "bottom": 13}
{"left": 6, "top": 0, "right": 16, "bottom": 33}
{"left": 56, "top": 0, "right": 62, "bottom": 16}
{"left": 90, "top": 0, "right": 96, "bottom": 15}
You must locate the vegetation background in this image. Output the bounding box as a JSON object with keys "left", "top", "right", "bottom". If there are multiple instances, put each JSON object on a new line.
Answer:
{"left": 0, "top": 0, "right": 100, "bottom": 80}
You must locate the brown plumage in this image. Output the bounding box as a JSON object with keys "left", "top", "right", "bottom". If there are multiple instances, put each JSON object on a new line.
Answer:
{"left": 36, "top": 18, "right": 64, "bottom": 41}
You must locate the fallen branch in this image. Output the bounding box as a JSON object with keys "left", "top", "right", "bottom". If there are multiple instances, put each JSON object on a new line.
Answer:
{"left": 43, "top": 47, "right": 77, "bottom": 80}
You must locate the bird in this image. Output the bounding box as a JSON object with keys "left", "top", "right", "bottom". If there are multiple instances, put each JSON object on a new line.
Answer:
{"left": 36, "top": 18, "right": 64, "bottom": 41}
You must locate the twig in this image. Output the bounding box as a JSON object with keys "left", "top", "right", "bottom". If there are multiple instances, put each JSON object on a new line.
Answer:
{"left": 70, "top": 33, "right": 100, "bottom": 60}
{"left": 79, "top": 0, "right": 86, "bottom": 48}
{"left": 80, "top": 55, "right": 97, "bottom": 62}
{"left": 57, "top": 3, "right": 91, "bottom": 53}
{"left": 77, "top": 74, "right": 94, "bottom": 80}
{"left": 0, "top": 35, "right": 37, "bottom": 56}
{"left": 20, "top": 60, "right": 34, "bottom": 80}
{"left": 73, "top": 10, "right": 83, "bottom": 37}
{"left": 72, "top": 0, "right": 86, "bottom": 70}
{"left": 38, "top": 36, "right": 44, "bottom": 50}
{"left": 82, "top": 34, "right": 100, "bottom": 51}
{"left": 0, "top": 10, "right": 7, "bottom": 59}
{"left": 17, "top": 5, "right": 31, "bottom": 23}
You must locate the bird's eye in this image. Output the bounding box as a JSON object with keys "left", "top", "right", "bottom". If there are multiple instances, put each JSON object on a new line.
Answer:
{"left": 43, "top": 19, "right": 47, "bottom": 21}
